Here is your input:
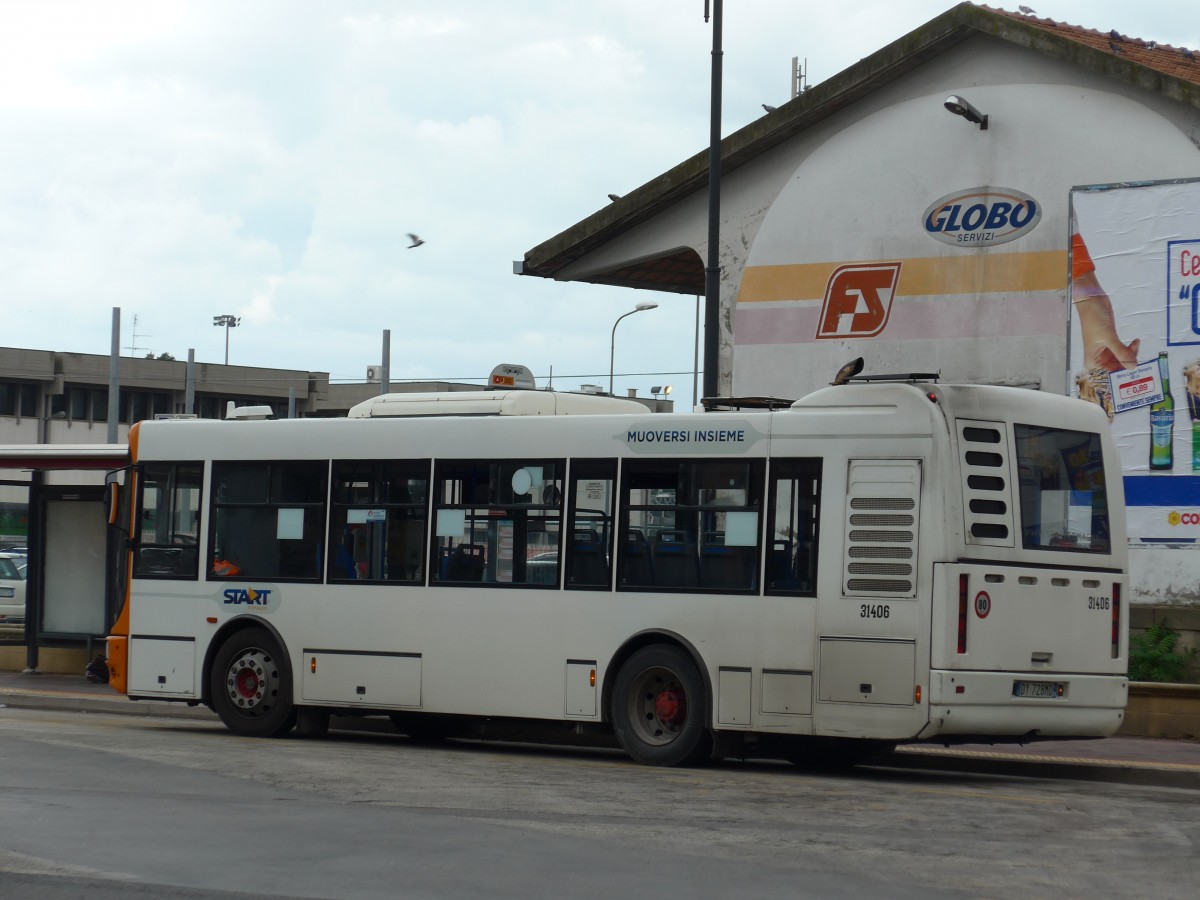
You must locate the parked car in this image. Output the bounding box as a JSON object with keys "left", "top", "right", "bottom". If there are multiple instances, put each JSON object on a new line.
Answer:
{"left": 0, "top": 551, "right": 27, "bottom": 624}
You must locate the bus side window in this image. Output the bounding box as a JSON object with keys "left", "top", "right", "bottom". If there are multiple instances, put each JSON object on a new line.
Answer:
{"left": 134, "top": 462, "right": 203, "bottom": 580}
{"left": 209, "top": 460, "right": 328, "bottom": 582}
{"left": 432, "top": 459, "right": 564, "bottom": 587}
{"left": 620, "top": 459, "right": 763, "bottom": 593}
{"left": 765, "top": 459, "right": 822, "bottom": 596}
{"left": 328, "top": 460, "right": 430, "bottom": 583}
{"left": 566, "top": 459, "right": 616, "bottom": 589}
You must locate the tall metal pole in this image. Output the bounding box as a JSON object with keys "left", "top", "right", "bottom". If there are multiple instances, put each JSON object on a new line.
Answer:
{"left": 381, "top": 329, "right": 391, "bottom": 395}
{"left": 693, "top": 294, "right": 701, "bottom": 410}
{"left": 703, "top": 0, "right": 723, "bottom": 401}
{"left": 107, "top": 307, "right": 120, "bottom": 443}
{"left": 609, "top": 303, "right": 658, "bottom": 396}
{"left": 185, "top": 349, "right": 196, "bottom": 415}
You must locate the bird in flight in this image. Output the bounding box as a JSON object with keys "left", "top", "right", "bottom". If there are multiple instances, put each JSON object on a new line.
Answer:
{"left": 407, "top": 233, "right": 425, "bottom": 248}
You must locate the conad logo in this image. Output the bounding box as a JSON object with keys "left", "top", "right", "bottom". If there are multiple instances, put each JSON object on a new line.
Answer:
{"left": 1168, "top": 511, "right": 1200, "bottom": 526}
{"left": 923, "top": 186, "right": 1041, "bottom": 247}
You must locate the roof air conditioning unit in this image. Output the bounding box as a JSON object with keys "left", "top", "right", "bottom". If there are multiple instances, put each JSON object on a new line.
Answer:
{"left": 366, "top": 366, "right": 381, "bottom": 383}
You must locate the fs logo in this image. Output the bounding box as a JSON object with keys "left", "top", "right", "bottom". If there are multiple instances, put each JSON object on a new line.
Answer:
{"left": 815, "top": 262, "right": 902, "bottom": 340}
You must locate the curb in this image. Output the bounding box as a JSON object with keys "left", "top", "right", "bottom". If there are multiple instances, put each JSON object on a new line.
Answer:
{"left": 3, "top": 689, "right": 1198, "bottom": 789}
{"left": 889, "top": 746, "right": 1200, "bottom": 790}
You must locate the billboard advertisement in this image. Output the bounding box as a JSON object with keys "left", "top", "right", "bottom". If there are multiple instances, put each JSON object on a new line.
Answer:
{"left": 1068, "top": 179, "right": 1200, "bottom": 544}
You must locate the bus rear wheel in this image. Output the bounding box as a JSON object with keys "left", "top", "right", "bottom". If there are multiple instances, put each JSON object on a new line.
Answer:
{"left": 210, "top": 627, "right": 296, "bottom": 737}
{"left": 612, "top": 645, "right": 711, "bottom": 767}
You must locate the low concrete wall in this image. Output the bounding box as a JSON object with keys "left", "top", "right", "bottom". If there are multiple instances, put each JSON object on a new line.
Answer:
{"left": 1120, "top": 682, "right": 1200, "bottom": 740}
{"left": 1130, "top": 605, "right": 1200, "bottom": 656}
{"left": 0, "top": 645, "right": 90, "bottom": 676}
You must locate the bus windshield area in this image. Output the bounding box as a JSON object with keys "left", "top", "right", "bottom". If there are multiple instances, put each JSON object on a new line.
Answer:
{"left": 1014, "top": 425, "right": 1111, "bottom": 554}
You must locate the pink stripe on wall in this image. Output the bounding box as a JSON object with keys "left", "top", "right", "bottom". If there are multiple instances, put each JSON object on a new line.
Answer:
{"left": 734, "top": 293, "right": 1067, "bottom": 346}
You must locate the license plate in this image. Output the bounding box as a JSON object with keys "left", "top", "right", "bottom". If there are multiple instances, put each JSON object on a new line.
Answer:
{"left": 0, "top": 587, "right": 13, "bottom": 598}
{"left": 1013, "top": 680, "right": 1061, "bottom": 699}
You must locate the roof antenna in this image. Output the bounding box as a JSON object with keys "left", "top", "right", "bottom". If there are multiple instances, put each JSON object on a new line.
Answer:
{"left": 831, "top": 357, "right": 864, "bottom": 385}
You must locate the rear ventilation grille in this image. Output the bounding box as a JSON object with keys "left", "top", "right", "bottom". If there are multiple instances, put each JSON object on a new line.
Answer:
{"left": 843, "top": 460, "right": 920, "bottom": 597}
{"left": 959, "top": 419, "right": 1014, "bottom": 547}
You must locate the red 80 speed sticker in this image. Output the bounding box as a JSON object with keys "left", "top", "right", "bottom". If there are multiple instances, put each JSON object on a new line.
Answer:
{"left": 974, "top": 591, "right": 991, "bottom": 619}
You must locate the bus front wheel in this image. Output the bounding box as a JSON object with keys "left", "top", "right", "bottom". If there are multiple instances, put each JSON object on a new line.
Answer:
{"left": 612, "top": 645, "right": 711, "bottom": 767}
{"left": 210, "top": 627, "right": 296, "bottom": 738}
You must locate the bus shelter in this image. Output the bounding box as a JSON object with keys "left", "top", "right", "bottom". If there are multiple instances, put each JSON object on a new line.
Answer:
{"left": 0, "top": 445, "right": 128, "bottom": 671}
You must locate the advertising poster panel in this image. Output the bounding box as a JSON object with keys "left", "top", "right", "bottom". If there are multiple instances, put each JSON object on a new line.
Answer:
{"left": 1068, "top": 179, "right": 1200, "bottom": 544}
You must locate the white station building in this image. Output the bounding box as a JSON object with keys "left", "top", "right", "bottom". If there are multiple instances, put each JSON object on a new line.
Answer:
{"left": 519, "top": 3, "right": 1200, "bottom": 606}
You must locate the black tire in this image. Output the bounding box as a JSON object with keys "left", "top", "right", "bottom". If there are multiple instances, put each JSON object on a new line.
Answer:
{"left": 611, "top": 644, "right": 711, "bottom": 767}
{"left": 209, "top": 627, "right": 296, "bottom": 737}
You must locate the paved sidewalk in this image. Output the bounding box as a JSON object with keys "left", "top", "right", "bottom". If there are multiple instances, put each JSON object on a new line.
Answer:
{"left": 1, "top": 669, "right": 1198, "bottom": 788}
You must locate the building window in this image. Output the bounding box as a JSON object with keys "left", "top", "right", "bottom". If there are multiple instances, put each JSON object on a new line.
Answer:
{"left": 1, "top": 383, "right": 38, "bottom": 419}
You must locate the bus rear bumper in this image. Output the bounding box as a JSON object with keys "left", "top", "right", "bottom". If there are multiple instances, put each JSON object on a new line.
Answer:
{"left": 919, "top": 670, "right": 1128, "bottom": 739}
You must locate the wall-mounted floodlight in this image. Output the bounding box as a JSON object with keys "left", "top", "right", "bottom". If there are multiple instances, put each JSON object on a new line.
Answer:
{"left": 944, "top": 94, "right": 988, "bottom": 130}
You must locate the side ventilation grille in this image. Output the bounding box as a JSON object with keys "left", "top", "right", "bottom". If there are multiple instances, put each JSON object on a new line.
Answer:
{"left": 843, "top": 461, "right": 920, "bottom": 597}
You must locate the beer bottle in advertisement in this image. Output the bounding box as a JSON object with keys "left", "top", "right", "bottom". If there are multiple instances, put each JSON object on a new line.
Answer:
{"left": 1149, "top": 351, "right": 1173, "bottom": 470}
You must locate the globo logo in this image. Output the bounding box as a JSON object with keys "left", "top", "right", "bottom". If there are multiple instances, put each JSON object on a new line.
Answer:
{"left": 923, "top": 187, "right": 1041, "bottom": 247}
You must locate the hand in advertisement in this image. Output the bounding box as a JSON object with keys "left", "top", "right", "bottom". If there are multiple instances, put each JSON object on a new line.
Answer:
{"left": 1072, "top": 231, "right": 1139, "bottom": 422}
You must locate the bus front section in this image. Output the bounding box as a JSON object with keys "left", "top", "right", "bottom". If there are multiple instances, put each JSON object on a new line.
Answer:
{"left": 923, "top": 387, "right": 1128, "bottom": 742}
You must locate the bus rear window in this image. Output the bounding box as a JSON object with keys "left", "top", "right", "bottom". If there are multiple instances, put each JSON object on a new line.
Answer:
{"left": 1014, "top": 425, "right": 1110, "bottom": 554}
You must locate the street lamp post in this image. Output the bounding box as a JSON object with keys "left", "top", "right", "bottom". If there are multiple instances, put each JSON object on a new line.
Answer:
{"left": 213, "top": 314, "right": 241, "bottom": 365}
{"left": 609, "top": 301, "right": 658, "bottom": 396}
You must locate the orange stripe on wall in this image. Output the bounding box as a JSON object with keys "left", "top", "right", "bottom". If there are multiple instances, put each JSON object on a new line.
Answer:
{"left": 737, "top": 251, "right": 1067, "bottom": 302}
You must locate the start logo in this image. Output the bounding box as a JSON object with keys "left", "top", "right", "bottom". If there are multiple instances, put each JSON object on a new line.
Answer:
{"left": 1168, "top": 511, "right": 1200, "bottom": 526}
{"left": 923, "top": 186, "right": 1041, "bottom": 246}
{"left": 222, "top": 587, "right": 273, "bottom": 606}
{"left": 815, "top": 262, "right": 902, "bottom": 340}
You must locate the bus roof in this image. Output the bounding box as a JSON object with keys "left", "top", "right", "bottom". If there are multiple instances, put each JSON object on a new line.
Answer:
{"left": 346, "top": 390, "right": 652, "bottom": 418}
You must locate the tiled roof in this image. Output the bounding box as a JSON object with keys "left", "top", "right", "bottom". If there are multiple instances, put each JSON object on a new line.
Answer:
{"left": 985, "top": 5, "right": 1200, "bottom": 85}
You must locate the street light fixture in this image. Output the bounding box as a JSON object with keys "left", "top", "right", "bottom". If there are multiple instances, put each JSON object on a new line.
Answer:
{"left": 213, "top": 314, "right": 241, "bottom": 365}
{"left": 609, "top": 301, "right": 658, "bottom": 396}
{"left": 943, "top": 94, "right": 988, "bottom": 130}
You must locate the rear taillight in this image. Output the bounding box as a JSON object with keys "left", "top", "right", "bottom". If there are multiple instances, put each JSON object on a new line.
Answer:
{"left": 1112, "top": 582, "right": 1121, "bottom": 659}
{"left": 957, "top": 573, "right": 969, "bottom": 654}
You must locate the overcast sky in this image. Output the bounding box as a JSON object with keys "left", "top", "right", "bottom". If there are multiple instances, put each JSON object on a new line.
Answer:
{"left": 2, "top": 1, "right": 1195, "bottom": 405}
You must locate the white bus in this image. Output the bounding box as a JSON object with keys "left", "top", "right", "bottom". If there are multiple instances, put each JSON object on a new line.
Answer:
{"left": 103, "top": 377, "right": 1129, "bottom": 767}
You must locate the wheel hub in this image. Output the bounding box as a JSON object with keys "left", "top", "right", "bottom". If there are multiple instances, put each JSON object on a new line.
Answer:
{"left": 225, "top": 650, "right": 273, "bottom": 713}
{"left": 654, "top": 689, "right": 686, "bottom": 727}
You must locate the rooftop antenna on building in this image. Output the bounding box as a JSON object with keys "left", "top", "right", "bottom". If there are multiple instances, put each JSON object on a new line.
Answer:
{"left": 124, "top": 314, "right": 153, "bottom": 357}
{"left": 791, "top": 57, "right": 808, "bottom": 99}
